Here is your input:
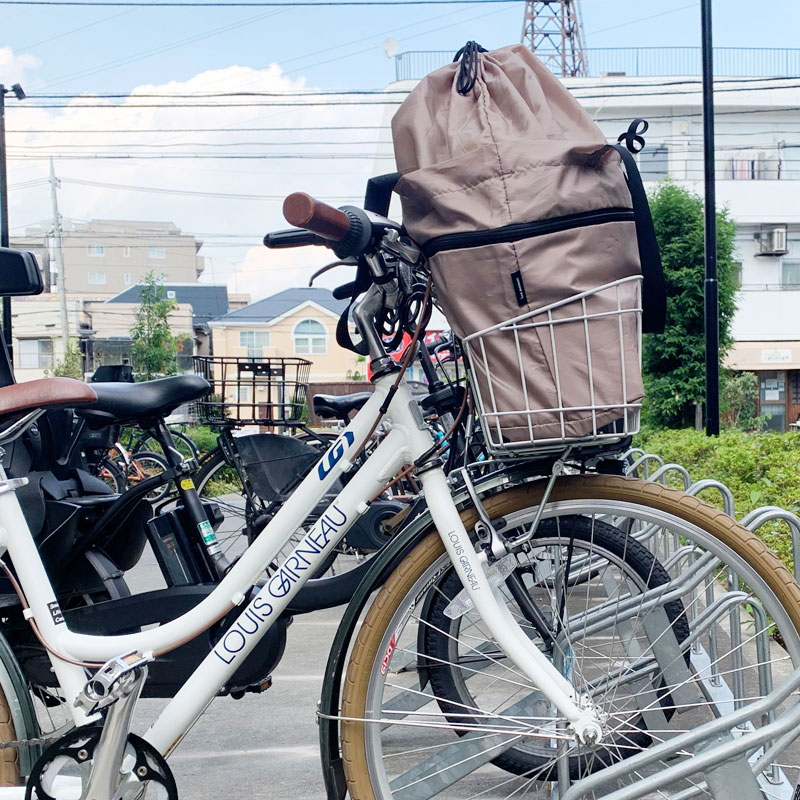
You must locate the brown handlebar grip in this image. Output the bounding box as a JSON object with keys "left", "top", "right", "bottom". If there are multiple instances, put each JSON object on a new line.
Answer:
{"left": 283, "top": 193, "right": 350, "bottom": 242}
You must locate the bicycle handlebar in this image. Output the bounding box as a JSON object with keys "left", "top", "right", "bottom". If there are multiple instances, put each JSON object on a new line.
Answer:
{"left": 263, "top": 228, "right": 327, "bottom": 249}
{"left": 283, "top": 193, "right": 351, "bottom": 241}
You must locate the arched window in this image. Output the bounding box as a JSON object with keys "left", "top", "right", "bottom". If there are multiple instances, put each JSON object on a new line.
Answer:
{"left": 294, "top": 319, "right": 327, "bottom": 355}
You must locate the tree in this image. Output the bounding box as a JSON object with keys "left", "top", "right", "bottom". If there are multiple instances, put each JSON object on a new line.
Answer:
{"left": 721, "top": 369, "right": 767, "bottom": 431}
{"left": 642, "top": 181, "right": 738, "bottom": 428}
{"left": 47, "top": 338, "right": 84, "bottom": 380}
{"left": 130, "top": 272, "right": 186, "bottom": 380}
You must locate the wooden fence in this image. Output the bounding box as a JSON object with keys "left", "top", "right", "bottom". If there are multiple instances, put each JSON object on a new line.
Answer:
{"left": 305, "top": 382, "right": 374, "bottom": 427}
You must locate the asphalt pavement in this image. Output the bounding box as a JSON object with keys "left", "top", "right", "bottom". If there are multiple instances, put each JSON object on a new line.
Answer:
{"left": 128, "top": 544, "right": 344, "bottom": 799}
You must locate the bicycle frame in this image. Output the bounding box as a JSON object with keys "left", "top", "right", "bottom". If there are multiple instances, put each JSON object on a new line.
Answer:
{"left": 0, "top": 370, "right": 594, "bottom": 778}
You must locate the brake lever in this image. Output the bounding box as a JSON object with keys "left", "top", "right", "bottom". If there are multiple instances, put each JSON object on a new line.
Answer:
{"left": 308, "top": 258, "right": 357, "bottom": 287}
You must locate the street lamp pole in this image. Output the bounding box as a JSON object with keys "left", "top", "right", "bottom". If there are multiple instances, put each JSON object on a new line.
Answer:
{"left": 0, "top": 83, "right": 25, "bottom": 364}
{"left": 701, "top": 1, "right": 720, "bottom": 436}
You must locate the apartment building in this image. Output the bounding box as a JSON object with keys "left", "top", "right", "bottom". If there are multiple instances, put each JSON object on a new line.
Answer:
{"left": 12, "top": 218, "right": 206, "bottom": 297}
{"left": 383, "top": 46, "right": 800, "bottom": 430}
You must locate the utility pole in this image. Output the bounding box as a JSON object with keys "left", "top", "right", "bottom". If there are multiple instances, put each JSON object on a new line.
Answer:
{"left": 701, "top": 0, "right": 720, "bottom": 436}
{"left": 521, "top": 0, "right": 588, "bottom": 77}
{"left": 0, "top": 83, "right": 25, "bottom": 363}
{"left": 49, "top": 158, "right": 69, "bottom": 353}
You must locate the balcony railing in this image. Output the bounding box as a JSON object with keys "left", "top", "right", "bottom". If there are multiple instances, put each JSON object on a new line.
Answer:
{"left": 394, "top": 47, "right": 800, "bottom": 81}
{"left": 739, "top": 284, "right": 800, "bottom": 292}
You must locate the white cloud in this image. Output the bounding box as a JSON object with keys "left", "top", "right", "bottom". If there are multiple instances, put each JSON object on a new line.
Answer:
{"left": 0, "top": 47, "right": 41, "bottom": 84}
{"left": 6, "top": 61, "right": 396, "bottom": 306}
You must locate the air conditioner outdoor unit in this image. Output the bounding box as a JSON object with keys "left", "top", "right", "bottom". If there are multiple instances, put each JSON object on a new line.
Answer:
{"left": 756, "top": 224, "right": 788, "bottom": 256}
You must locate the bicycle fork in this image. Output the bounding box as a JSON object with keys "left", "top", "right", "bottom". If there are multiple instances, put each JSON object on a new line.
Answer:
{"left": 417, "top": 465, "right": 604, "bottom": 745}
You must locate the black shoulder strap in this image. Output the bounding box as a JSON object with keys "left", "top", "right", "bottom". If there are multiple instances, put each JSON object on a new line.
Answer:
{"left": 612, "top": 143, "right": 667, "bottom": 334}
{"left": 364, "top": 172, "right": 400, "bottom": 216}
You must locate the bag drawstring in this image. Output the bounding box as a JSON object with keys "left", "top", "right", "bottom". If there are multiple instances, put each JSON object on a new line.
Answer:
{"left": 453, "top": 40, "right": 486, "bottom": 95}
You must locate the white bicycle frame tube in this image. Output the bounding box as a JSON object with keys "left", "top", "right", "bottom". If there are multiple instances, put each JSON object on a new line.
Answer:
{"left": 0, "top": 370, "right": 587, "bottom": 766}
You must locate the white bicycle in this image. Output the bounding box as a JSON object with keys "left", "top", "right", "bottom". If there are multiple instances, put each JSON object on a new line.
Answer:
{"left": 0, "top": 196, "right": 799, "bottom": 800}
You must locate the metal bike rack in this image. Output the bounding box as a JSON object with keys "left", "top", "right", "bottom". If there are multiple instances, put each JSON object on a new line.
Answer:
{"left": 647, "top": 462, "right": 692, "bottom": 489}
{"left": 686, "top": 478, "right": 737, "bottom": 517}
{"left": 743, "top": 506, "right": 800, "bottom": 583}
{"left": 560, "top": 666, "right": 800, "bottom": 800}
{"left": 624, "top": 452, "right": 664, "bottom": 479}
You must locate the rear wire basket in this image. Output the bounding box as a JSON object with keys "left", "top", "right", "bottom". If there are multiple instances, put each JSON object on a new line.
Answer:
{"left": 192, "top": 356, "right": 311, "bottom": 427}
{"left": 462, "top": 277, "right": 643, "bottom": 457}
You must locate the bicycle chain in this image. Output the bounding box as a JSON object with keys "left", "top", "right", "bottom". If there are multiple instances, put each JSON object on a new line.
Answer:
{"left": 0, "top": 734, "right": 65, "bottom": 750}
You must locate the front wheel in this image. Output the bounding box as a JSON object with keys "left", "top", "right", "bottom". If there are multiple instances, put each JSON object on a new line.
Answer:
{"left": 341, "top": 475, "right": 800, "bottom": 800}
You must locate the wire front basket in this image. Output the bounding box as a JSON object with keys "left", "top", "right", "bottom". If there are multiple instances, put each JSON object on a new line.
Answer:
{"left": 193, "top": 356, "right": 311, "bottom": 427}
{"left": 463, "top": 277, "right": 643, "bottom": 457}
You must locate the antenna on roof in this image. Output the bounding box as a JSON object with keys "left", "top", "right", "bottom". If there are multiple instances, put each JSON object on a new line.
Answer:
{"left": 521, "top": 0, "right": 588, "bottom": 77}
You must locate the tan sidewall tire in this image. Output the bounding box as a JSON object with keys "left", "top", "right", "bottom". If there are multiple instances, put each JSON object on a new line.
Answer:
{"left": 340, "top": 475, "right": 800, "bottom": 800}
{"left": 0, "top": 686, "right": 21, "bottom": 786}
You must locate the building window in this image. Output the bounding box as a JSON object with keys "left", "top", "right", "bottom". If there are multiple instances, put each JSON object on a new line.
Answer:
{"left": 148, "top": 246, "right": 166, "bottom": 259}
{"left": 18, "top": 338, "right": 53, "bottom": 369}
{"left": 88, "top": 244, "right": 104, "bottom": 257}
{"left": 759, "top": 370, "right": 787, "bottom": 432}
{"left": 293, "top": 319, "right": 326, "bottom": 355}
{"left": 88, "top": 271, "right": 106, "bottom": 285}
{"left": 239, "top": 330, "right": 270, "bottom": 358}
{"left": 781, "top": 261, "right": 800, "bottom": 290}
{"left": 638, "top": 145, "right": 668, "bottom": 181}
{"left": 732, "top": 260, "right": 743, "bottom": 289}
{"left": 792, "top": 371, "right": 800, "bottom": 405}
{"left": 166, "top": 290, "right": 176, "bottom": 299}
{"left": 124, "top": 272, "right": 132, "bottom": 285}
{"left": 123, "top": 246, "right": 130, "bottom": 258}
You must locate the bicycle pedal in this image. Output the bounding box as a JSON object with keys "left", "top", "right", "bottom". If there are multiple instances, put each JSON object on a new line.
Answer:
{"left": 76, "top": 650, "right": 152, "bottom": 714}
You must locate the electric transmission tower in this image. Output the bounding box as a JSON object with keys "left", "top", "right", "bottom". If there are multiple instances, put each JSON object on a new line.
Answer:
{"left": 521, "top": 0, "right": 588, "bottom": 77}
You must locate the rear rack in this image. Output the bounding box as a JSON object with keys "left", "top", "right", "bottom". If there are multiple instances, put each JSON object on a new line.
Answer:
{"left": 192, "top": 356, "right": 311, "bottom": 427}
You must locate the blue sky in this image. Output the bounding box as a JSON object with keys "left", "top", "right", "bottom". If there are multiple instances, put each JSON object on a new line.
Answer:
{"left": 4, "top": 0, "right": 800, "bottom": 95}
{"left": 3, "top": 0, "right": 800, "bottom": 298}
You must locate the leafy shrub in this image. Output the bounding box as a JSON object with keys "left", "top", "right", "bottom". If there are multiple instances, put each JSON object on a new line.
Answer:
{"left": 634, "top": 428, "right": 800, "bottom": 571}
{"left": 186, "top": 425, "right": 219, "bottom": 456}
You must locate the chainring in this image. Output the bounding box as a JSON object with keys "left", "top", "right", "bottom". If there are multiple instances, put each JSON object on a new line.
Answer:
{"left": 25, "top": 725, "right": 177, "bottom": 800}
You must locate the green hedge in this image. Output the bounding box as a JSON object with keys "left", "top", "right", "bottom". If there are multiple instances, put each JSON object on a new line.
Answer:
{"left": 634, "top": 428, "right": 800, "bottom": 570}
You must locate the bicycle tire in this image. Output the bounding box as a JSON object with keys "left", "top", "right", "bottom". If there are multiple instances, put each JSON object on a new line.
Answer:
{"left": 0, "top": 692, "right": 19, "bottom": 786}
{"left": 341, "top": 475, "right": 800, "bottom": 800}
{"left": 135, "top": 428, "right": 198, "bottom": 462}
{"left": 95, "top": 455, "right": 125, "bottom": 494}
{"left": 127, "top": 451, "right": 171, "bottom": 502}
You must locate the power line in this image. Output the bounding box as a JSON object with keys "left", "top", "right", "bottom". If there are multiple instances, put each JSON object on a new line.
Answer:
{"left": 15, "top": 83, "right": 800, "bottom": 111}
{"left": 29, "top": 90, "right": 409, "bottom": 98}
{"left": 6, "top": 153, "right": 395, "bottom": 159}
{"left": 0, "top": 0, "right": 517, "bottom": 5}
{"left": 591, "top": 2, "right": 697, "bottom": 36}
{"left": 15, "top": 139, "right": 385, "bottom": 148}
{"left": 7, "top": 125, "right": 389, "bottom": 133}
{"left": 19, "top": 100, "right": 402, "bottom": 108}
{"left": 22, "top": 76, "right": 800, "bottom": 101}
{"left": 59, "top": 177, "right": 362, "bottom": 200}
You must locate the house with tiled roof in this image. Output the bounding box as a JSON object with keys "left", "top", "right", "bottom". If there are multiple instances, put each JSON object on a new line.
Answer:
{"left": 207, "top": 287, "right": 363, "bottom": 381}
